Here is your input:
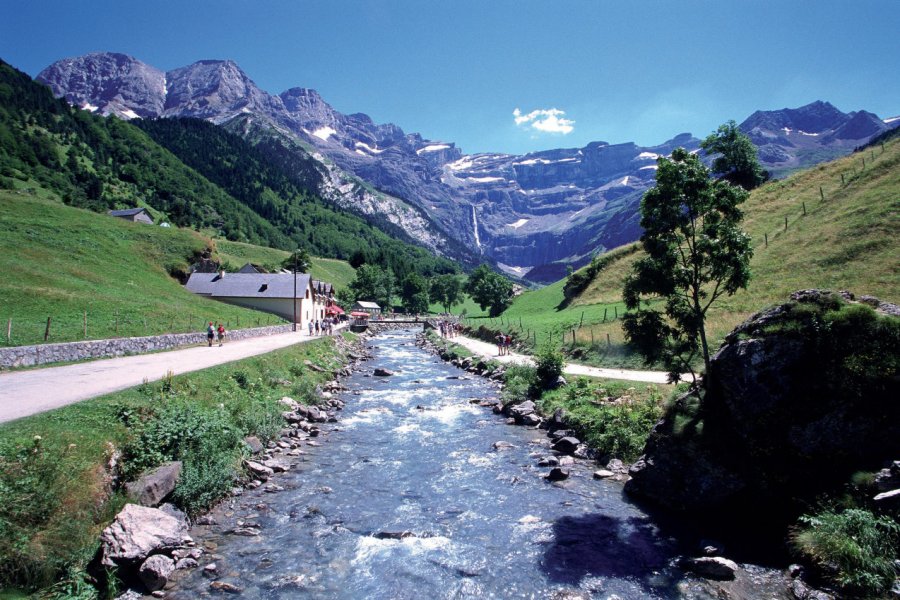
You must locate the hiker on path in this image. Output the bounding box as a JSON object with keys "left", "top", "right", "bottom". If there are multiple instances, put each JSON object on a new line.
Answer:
{"left": 206, "top": 322, "right": 215, "bottom": 347}
{"left": 217, "top": 323, "right": 226, "bottom": 346}
{"left": 308, "top": 320, "right": 314, "bottom": 336}
{"left": 496, "top": 333, "right": 504, "bottom": 356}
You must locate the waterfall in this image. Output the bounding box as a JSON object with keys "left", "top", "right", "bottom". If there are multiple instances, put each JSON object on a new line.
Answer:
{"left": 471, "top": 204, "right": 483, "bottom": 254}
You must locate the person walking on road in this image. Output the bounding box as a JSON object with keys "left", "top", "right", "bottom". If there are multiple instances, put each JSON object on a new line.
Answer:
{"left": 308, "top": 320, "right": 314, "bottom": 336}
{"left": 216, "top": 323, "right": 226, "bottom": 346}
{"left": 206, "top": 322, "right": 215, "bottom": 347}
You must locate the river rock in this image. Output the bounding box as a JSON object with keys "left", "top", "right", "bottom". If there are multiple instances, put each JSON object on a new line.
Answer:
{"left": 546, "top": 467, "right": 569, "bottom": 481}
{"left": 373, "top": 368, "right": 395, "bottom": 376}
{"left": 493, "top": 441, "right": 516, "bottom": 451}
{"left": 539, "top": 456, "right": 560, "bottom": 467}
{"left": 873, "top": 488, "right": 900, "bottom": 508}
{"left": 279, "top": 396, "right": 298, "bottom": 410}
{"left": 125, "top": 461, "right": 182, "bottom": 507}
{"left": 209, "top": 581, "right": 243, "bottom": 594}
{"left": 243, "top": 436, "right": 265, "bottom": 454}
{"left": 548, "top": 407, "right": 567, "bottom": 432}
{"left": 874, "top": 461, "right": 900, "bottom": 491}
{"left": 678, "top": 556, "right": 738, "bottom": 580}
{"left": 99, "top": 503, "right": 190, "bottom": 568}
{"left": 593, "top": 469, "right": 615, "bottom": 479}
{"left": 243, "top": 460, "right": 273, "bottom": 480}
{"left": 138, "top": 554, "right": 174, "bottom": 591}
{"left": 304, "top": 359, "right": 326, "bottom": 372}
{"left": 175, "top": 557, "right": 199, "bottom": 570}
{"left": 521, "top": 413, "right": 543, "bottom": 427}
{"left": 551, "top": 437, "right": 580, "bottom": 455}
{"left": 508, "top": 400, "right": 536, "bottom": 418}
{"left": 374, "top": 530, "right": 415, "bottom": 539}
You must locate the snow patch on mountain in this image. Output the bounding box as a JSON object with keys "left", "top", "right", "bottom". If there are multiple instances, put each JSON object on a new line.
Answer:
{"left": 507, "top": 218, "right": 529, "bottom": 229}
{"left": 312, "top": 126, "right": 337, "bottom": 141}
{"left": 417, "top": 144, "right": 450, "bottom": 154}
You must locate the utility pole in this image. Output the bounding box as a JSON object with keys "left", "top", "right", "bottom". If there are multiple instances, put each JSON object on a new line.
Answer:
{"left": 292, "top": 250, "right": 298, "bottom": 332}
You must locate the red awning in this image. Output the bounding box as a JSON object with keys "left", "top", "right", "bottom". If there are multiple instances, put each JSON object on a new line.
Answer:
{"left": 326, "top": 305, "right": 345, "bottom": 315}
{"left": 350, "top": 311, "right": 370, "bottom": 318}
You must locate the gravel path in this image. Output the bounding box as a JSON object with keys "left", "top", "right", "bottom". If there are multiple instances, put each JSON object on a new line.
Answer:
{"left": 0, "top": 330, "right": 328, "bottom": 424}
{"left": 449, "top": 334, "right": 681, "bottom": 384}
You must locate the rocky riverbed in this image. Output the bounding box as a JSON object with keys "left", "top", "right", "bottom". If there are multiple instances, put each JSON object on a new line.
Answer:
{"left": 112, "top": 329, "right": 802, "bottom": 599}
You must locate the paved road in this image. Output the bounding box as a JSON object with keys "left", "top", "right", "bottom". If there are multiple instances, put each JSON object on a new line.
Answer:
{"left": 0, "top": 330, "right": 327, "bottom": 424}
{"left": 449, "top": 335, "right": 681, "bottom": 384}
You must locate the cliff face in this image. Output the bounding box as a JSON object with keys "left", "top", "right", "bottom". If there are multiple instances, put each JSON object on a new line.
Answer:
{"left": 626, "top": 290, "right": 900, "bottom": 514}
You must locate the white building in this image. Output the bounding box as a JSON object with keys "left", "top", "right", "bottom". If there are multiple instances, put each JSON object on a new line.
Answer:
{"left": 185, "top": 271, "right": 329, "bottom": 330}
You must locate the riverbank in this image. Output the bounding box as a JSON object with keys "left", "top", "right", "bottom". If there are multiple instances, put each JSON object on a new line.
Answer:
{"left": 0, "top": 331, "right": 369, "bottom": 596}
{"left": 164, "top": 328, "right": 794, "bottom": 599}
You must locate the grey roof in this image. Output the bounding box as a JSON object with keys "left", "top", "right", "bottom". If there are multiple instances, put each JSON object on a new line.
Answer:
{"left": 108, "top": 207, "right": 148, "bottom": 217}
{"left": 186, "top": 272, "right": 313, "bottom": 299}
{"left": 355, "top": 301, "right": 381, "bottom": 309}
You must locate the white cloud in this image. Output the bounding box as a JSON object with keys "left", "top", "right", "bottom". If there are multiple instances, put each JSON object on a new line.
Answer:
{"left": 513, "top": 107, "right": 574, "bottom": 135}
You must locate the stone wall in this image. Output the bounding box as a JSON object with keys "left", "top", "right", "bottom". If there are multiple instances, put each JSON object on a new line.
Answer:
{"left": 0, "top": 324, "right": 295, "bottom": 369}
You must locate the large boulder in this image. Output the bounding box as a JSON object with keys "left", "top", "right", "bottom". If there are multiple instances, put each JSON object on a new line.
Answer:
{"left": 99, "top": 504, "right": 190, "bottom": 568}
{"left": 125, "top": 461, "right": 182, "bottom": 507}
{"left": 626, "top": 291, "right": 900, "bottom": 513}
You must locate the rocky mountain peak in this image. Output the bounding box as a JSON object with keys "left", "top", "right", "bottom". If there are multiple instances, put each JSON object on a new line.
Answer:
{"left": 162, "top": 59, "right": 274, "bottom": 120}
{"left": 36, "top": 51, "right": 165, "bottom": 118}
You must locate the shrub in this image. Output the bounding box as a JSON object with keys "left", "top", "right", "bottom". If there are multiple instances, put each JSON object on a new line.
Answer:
{"left": 792, "top": 507, "right": 900, "bottom": 596}
{"left": 120, "top": 400, "right": 242, "bottom": 515}
{"left": 534, "top": 344, "right": 565, "bottom": 389}
{"left": 540, "top": 378, "right": 664, "bottom": 462}
{"left": 501, "top": 363, "right": 537, "bottom": 405}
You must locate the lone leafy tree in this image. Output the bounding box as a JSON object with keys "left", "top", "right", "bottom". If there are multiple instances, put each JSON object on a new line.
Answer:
{"left": 701, "top": 120, "right": 767, "bottom": 190}
{"left": 430, "top": 273, "right": 463, "bottom": 313}
{"left": 466, "top": 265, "right": 514, "bottom": 317}
{"left": 622, "top": 147, "right": 753, "bottom": 385}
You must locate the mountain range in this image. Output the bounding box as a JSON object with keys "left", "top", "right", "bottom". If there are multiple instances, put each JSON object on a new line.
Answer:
{"left": 37, "top": 52, "right": 898, "bottom": 282}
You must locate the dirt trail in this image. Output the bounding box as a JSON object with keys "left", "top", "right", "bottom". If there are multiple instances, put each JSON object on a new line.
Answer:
{"left": 0, "top": 330, "right": 328, "bottom": 424}
{"left": 449, "top": 334, "right": 680, "bottom": 384}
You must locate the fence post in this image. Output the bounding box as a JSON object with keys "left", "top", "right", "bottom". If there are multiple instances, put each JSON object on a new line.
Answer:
{"left": 6, "top": 318, "right": 11, "bottom": 344}
{"left": 802, "top": 201, "right": 806, "bottom": 215}
{"left": 607, "top": 333, "right": 611, "bottom": 347}
{"left": 819, "top": 186, "right": 824, "bottom": 201}
{"left": 579, "top": 311, "right": 584, "bottom": 328}
{"left": 862, "top": 157, "right": 866, "bottom": 169}
{"left": 44, "top": 316, "right": 51, "bottom": 342}
{"left": 590, "top": 330, "right": 594, "bottom": 346}
{"left": 572, "top": 329, "right": 576, "bottom": 346}
{"left": 784, "top": 216, "right": 788, "bottom": 231}
{"left": 603, "top": 308, "right": 607, "bottom": 322}
{"left": 614, "top": 306, "right": 618, "bottom": 319}
{"left": 764, "top": 232, "right": 768, "bottom": 247}
{"left": 519, "top": 317, "right": 522, "bottom": 329}
{"left": 841, "top": 173, "right": 845, "bottom": 185}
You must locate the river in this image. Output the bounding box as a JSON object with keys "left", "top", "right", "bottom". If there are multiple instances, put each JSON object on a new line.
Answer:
{"left": 168, "top": 329, "right": 787, "bottom": 599}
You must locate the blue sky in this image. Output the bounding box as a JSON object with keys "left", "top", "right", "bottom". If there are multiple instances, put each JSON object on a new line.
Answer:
{"left": 1, "top": 0, "right": 897, "bottom": 155}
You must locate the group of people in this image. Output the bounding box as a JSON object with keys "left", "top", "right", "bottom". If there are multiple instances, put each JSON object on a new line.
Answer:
{"left": 495, "top": 332, "right": 512, "bottom": 355}
{"left": 206, "top": 322, "right": 226, "bottom": 347}
{"left": 438, "top": 320, "right": 461, "bottom": 338}
{"left": 308, "top": 317, "right": 338, "bottom": 336}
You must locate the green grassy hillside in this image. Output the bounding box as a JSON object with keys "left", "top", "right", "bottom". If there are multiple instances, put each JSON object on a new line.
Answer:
{"left": 0, "top": 191, "right": 286, "bottom": 348}
{"left": 215, "top": 239, "right": 357, "bottom": 291}
{"left": 488, "top": 136, "right": 900, "bottom": 367}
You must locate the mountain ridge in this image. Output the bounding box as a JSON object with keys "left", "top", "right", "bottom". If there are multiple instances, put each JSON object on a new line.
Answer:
{"left": 37, "top": 52, "right": 898, "bottom": 282}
